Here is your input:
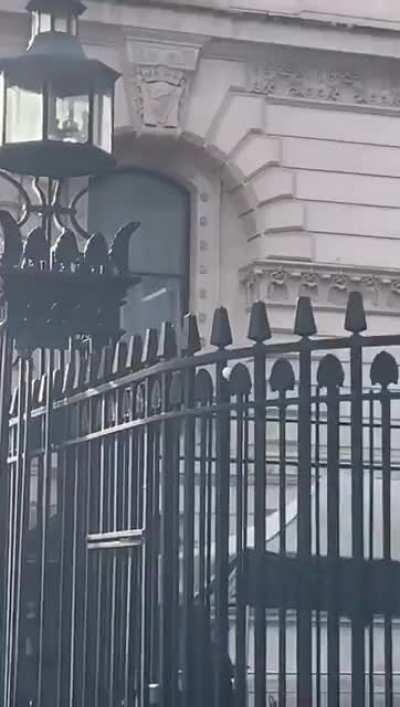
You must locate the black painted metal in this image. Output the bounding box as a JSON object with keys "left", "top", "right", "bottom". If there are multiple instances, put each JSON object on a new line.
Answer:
{"left": 2, "top": 293, "right": 400, "bottom": 705}
{"left": 0, "top": 177, "right": 140, "bottom": 354}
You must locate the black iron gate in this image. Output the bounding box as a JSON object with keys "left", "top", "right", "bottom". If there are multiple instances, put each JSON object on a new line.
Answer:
{"left": 2, "top": 293, "right": 400, "bottom": 706}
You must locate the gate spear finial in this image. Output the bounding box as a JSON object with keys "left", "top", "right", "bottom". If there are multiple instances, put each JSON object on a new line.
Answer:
{"left": 181, "top": 313, "right": 201, "bottom": 355}
{"left": 294, "top": 296, "right": 317, "bottom": 337}
{"left": 248, "top": 300, "right": 271, "bottom": 342}
{"left": 345, "top": 291, "right": 367, "bottom": 333}
{"left": 158, "top": 321, "right": 177, "bottom": 360}
{"left": 210, "top": 306, "right": 232, "bottom": 348}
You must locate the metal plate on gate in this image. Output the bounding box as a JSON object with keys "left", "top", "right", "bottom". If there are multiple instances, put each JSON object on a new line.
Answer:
{"left": 244, "top": 549, "right": 400, "bottom": 619}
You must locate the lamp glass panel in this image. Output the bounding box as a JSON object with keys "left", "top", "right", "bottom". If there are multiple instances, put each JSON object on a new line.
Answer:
{"left": 93, "top": 89, "right": 112, "bottom": 153}
{"left": 70, "top": 16, "right": 78, "bottom": 36}
{"left": 38, "top": 12, "right": 51, "bottom": 33}
{"left": 6, "top": 82, "right": 43, "bottom": 143}
{"left": 47, "top": 89, "right": 89, "bottom": 144}
{"left": 54, "top": 15, "right": 68, "bottom": 32}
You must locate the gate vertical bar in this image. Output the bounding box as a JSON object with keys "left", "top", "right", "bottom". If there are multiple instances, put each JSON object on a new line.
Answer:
{"left": 69, "top": 414, "right": 81, "bottom": 707}
{"left": 278, "top": 387, "right": 288, "bottom": 707}
{"left": 37, "top": 348, "right": 54, "bottom": 707}
{"left": 94, "top": 388, "right": 107, "bottom": 707}
{"left": 0, "top": 316, "right": 13, "bottom": 707}
{"left": 130, "top": 382, "right": 146, "bottom": 707}
{"left": 214, "top": 359, "right": 231, "bottom": 707}
{"left": 318, "top": 355, "right": 344, "bottom": 707}
{"left": 182, "top": 364, "right": 196, "bottom": 706}
{"left": 159, "top": 368, "right": 177, "bottom": 707}
{"left": 140, "top": 374, "right": 155, "bottom": 707}
{"left": 382, "top": 386, "right": 393, "bottom": 707}
{"left": 169, "top": 389, "right": 181, "bottom": 707}
{"left": 295, "top": 299, "right": 314, "bottom": 707}
{"left": 346, "top": 293, "right": 366, "bottom": 707}
{"left": 123, "top": 423, "right": 135, "bottom": 707}
{"left": 253, "top": 341, "right": 267, "bottom": 707}
{"left": 56, "top": 419, "right": 75, "bottom": 706}
{"left": 351, "top": 347, "right": 365, "bottom": 704}
{"left": 314, "top": 387, "right": 321, "bottom": 707}
{"left": 12, "top": 355, "right": 32, "bottom": 707}
{"left": 108, "top": 390, "right": 120, "bottom": 707}
{"left": 81, "top": 394, "right": 95, "bottom": 707}
{"left": 211, "top": 307, "right": 233, "bottom": 707}
{"left": 368, "top": 392, "right": 375, "bottom": 704}
{"left": 247, "top": 300, "right": 272, "bottom": 707}
{"left": 8, "top": 357, "right": 25, "bottom": 707}
{"left": 172, "top": 389, "right": 183, "bottom": 707}
{"left": 149, "top": 392, "right": 161, "bottom": 695}
{"left": 372, "top": 353, "right": 397, "bottom": 707}
{"left": 326, "top": 378, "right": 340, "bottom": 707}
{"left": 235, "top": 385, "right": 249, "bottom": 707}
{"left": 270, "top": 355, "right": 295, "bottom": 707}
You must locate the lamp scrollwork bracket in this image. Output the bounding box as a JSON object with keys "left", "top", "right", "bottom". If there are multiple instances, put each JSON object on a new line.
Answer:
{"left": 0, "top": 170, "right": 90, "bottom": 239}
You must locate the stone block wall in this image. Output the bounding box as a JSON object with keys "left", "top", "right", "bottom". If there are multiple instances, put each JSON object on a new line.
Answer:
{"left": 2, "top": 0, "right": 400, "bottom": 337}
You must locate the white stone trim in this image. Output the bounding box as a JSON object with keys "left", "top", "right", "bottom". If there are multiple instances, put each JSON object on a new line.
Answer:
{"left": 240, "top": 259, "right": 400, "bottom": 314}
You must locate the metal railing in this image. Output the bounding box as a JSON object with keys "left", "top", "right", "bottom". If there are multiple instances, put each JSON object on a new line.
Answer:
{"left": 2, "top": 293, "right": 400, "bottom": 706}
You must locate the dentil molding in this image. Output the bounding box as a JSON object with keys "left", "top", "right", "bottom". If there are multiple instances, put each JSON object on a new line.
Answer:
{"left": 240, "top": 261, "right": 400, "bottom": 312}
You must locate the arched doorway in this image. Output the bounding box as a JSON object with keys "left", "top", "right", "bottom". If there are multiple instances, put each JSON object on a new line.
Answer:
{"left": 88, "top": 169, "right": 190, "bottom": 336}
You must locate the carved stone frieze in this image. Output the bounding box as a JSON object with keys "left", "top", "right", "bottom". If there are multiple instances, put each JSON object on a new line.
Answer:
{"left": 250, "top": 58, "right": 400, "bottom": 110}
{"left": 240, "top": 261, "right": 400, "bottom": 312}
{"left": 125, "top": 37, "right": 203, "bottom": 130}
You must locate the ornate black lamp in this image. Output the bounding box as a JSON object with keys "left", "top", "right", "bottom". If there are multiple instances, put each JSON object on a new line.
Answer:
{"left": 0, "top": 0, "right": 117, "bottom": 177}
{"left": 0, "top": 0, "right": 138, "bottom": 352}
{"left": 0, "top": 9, "right": 139, "bottom": 707}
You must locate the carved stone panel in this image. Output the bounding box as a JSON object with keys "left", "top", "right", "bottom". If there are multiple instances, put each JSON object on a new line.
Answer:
{"left": 249, "top": 47, "right": 400, "bottom": 111}
{"left": 135, "top": 66, "right": 186, "bottom": 129}
{"left": 125, "top": 36, "right": 203, "bottom": 131}
{"left": 240, "top": 261, "right": 400, "bottom": 313}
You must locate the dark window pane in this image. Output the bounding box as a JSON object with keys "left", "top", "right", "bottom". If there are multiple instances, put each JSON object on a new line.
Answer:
{"left": 88, "top": 169, "right": 189, "bottom": 336}
{"left": 124, "top": 275, "right": 183, "bottom": 341}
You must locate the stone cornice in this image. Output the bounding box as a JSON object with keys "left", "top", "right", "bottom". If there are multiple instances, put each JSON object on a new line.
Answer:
{"left": 89, "top": 1, "right": 400, "bottom": 35}
{"left": 82, "top": 2, "right": 400, "bottom": 61}
{"left": 240, "top": 260, "right": 400, "bottom": 313}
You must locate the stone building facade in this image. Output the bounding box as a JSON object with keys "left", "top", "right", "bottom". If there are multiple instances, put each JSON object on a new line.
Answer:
{"left": 2, "top": 0, "right": 400, "bottom": 340}
{"left": 1, "top": 1, "right": 400, "bottom": 704}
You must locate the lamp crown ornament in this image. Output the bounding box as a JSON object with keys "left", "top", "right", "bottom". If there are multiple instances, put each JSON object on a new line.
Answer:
{"left": 0, "top": 0, "right": 139, "bottom": 353}
{"left": 26, "top": 0, "right": 86, "bottom": 38}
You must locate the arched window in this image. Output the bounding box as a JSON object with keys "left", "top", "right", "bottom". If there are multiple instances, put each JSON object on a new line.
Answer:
{"left": 88, "top": 169, "right": 190, "bottom": 336}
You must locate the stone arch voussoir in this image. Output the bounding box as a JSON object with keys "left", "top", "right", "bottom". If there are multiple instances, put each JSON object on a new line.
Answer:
{"left": 200, "top": 91, "right": 299, "bottom": 239}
